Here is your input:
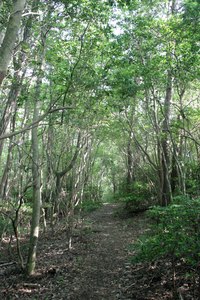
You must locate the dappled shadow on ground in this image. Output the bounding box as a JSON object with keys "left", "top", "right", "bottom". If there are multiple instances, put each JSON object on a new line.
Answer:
{"left": 0, "top": 203, "right": 147, "bottom": 299}
{"left": 0, "top": 203, "right": 197, "bottom": 299}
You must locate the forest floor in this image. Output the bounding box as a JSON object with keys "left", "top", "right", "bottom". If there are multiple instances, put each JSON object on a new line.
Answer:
{"left": 0, "top": 203, "right": 196, "bottom": 299}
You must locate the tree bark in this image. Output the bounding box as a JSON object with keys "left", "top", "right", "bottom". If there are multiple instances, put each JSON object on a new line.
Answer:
{"left": 127, "top": 135, "right": 134, "bottom": 193}
{"left": 0, "top": 0, "right": 26, "bottom": 86}
{"left": 0, "top": 68, "right": 23, "bottom": 158}
{"left": 26, "top": 90, "right": 41, "bottom": 276}
{"left": 160, "top": 71, "right": 173, "bottom": 206}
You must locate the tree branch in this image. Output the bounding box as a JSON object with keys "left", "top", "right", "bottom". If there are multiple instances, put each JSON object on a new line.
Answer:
{"left": 0, "top": 106, "right": 75, "bottom": 141}
{"left": 55, "top": 131, "right": 82, "bottom": 178}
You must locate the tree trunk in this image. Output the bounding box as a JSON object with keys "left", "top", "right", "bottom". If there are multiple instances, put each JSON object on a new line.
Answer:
{"left": 0, "top": 0, "right": 26, "bottom": 86}
{"left": 53, "top": 131, "right": 82, "bottom": 213}
{"left": 127, "top": 138, "right": 133, "bottom": 193}
{"left": 0, "top": 139, "right": 14, "bottom": 199}
{"left": 160, "top": 71, "right": 173, "bottom": 206}
{"left": 26, "top": 94, "right": 41, "bottom": 276}
{"left": 0, "top": 67, "right": 23, "bottom": 158}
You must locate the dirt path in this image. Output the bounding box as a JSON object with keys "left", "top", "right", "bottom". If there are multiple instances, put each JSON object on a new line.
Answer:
{"left": 0, "top": 203, "right": 148, "bottom": 299}
{"left": 71, "top": 203, "right": 147, "bottom": 300}
{"left": 71, "top": 204, "right": 144, "bottom": 300}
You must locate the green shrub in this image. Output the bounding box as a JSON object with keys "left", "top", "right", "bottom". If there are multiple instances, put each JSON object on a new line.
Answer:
{"left": 185, "top": 162, "right": 200, "bottom": 196}
{"left": 123, "top": 181, "right": 154, "bottom": 201}
{"left": 116, "top": 181, "right": 156, "bottom": 213}
{"left": 132, "top": 196, "right": 200, "bottom": 269}
{"left": 0, "top": 200, "right": 32, "bottom": 237}
{"left": 79, "top": 200, "right": 102, "bottom": 213}
{"left": 23, "top": 187, "right": 33, "bottom": 203}
{"left": 0, "top": 216, "right": 12, "bottom": 237}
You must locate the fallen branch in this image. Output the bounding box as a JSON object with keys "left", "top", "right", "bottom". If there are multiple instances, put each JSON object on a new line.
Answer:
{"left": 0, "top": 261, "right": 16, "bottom": 267}
{"left": 22, "top": 283, "right": 41, "bottom": 289}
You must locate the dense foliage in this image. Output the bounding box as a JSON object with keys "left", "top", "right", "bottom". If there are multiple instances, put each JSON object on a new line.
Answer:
{"left": 131, "top": 196, "right": 200, "bottom": 294}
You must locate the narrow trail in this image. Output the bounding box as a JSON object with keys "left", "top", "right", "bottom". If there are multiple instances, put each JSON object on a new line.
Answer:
{"left": 0, "top": 203, "right": 148, "bottom": 300}
{"left": 69, "top": 203, "right": 147, "bottom": 299}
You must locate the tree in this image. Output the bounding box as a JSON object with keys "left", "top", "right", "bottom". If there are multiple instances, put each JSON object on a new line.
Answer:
{"left": 0, "top": 0, "right": 26, "bottom": 86}
{"left": 26, "top": 78, "right": 41, "bottom": 275}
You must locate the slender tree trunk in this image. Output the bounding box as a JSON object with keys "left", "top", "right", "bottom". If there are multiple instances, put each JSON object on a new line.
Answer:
{"left": 160, "top": 71, "right": 173, "bottom": 206}
{"left": 171, "top": 151, "right": 178, "bottom": 194}
{"left": 53, "top": 131, "right": 82, "bottom": 213}
{"left": 26, "top": 93, "right": 41, "bottom": 276}
{"left": 0, "top": 73, "right": 22, "bottom": 158}
{"left": 170, "top": 117, "right": 186, "bottom": 195}
{"left": 125, "top": 107, "right": 135, "bottom": 194}
{"left": 0, "top": 0, "right": 26, "bottom": 86}
{"left": 127, "top": 137, "right": 133, "bottom": 193}
{"left": 26, "top": 1, "right": 51, "bottom": 273}
{"left": 0, "top": 108, "right": 17, "bottom": 199}
{"left": 0, "top": 140, "right": 14, "bottom": 199}
{"left": 72, "top": 135, "right": 92, "bottom": 208}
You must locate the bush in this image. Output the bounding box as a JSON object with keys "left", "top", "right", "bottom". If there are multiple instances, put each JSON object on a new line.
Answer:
{"left": 132, "top": 196, "right": 200, "bottom": 269}
{"left": 0, "top": 200, "right": 32, "bottom": 237}
{"left": 79, "top": 200, "right": 102, "bottom": 213}
{"left": 0, "top": 216, "right": 12, "bottom": 237}
{"left": 185, "top": 162, "right": 200, "bottom": 196}
{"left": 117, "top": 181, "right": 156, "bottom": 213}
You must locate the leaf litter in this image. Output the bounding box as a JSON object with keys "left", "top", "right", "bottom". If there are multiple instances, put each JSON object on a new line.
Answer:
{"left": 0, "top": 203, "right": 198, "bottom": 299}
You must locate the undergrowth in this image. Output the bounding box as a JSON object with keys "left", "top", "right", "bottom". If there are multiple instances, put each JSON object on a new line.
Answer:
{"left": 79, "top": 200, "right": 102, "bottom": 213}
{"left": 131, "top": 195, "right": 200, "bottom": 296}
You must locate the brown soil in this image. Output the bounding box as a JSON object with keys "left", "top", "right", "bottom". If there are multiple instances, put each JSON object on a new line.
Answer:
{"left": 0, "top": 203, "right": 198, "bottom": 299}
